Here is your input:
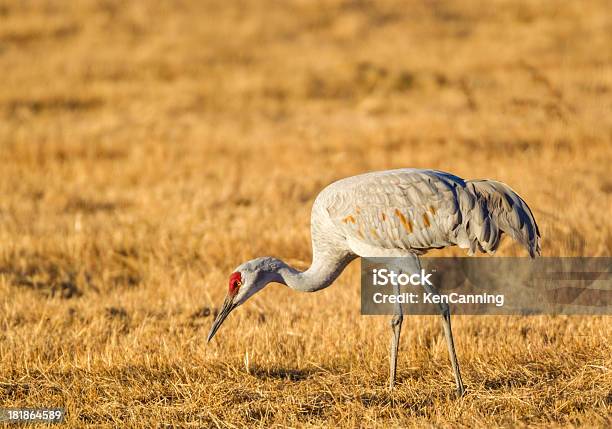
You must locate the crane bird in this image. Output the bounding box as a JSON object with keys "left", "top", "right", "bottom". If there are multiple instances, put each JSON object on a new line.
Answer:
{"left": 207, "top": 168, "right": 541, "bottom": 396}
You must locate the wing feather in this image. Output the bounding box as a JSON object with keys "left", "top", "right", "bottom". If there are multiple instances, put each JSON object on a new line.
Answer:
{"left": 324, "top": 170, "right": 463, "bottom": 253}
{"left": 314, "top": 168, "right": 541, "bottom": 257}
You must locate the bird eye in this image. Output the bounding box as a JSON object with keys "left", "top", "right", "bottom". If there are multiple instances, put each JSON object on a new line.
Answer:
{"left": 230, "top": 280, "right": 242, "bottom": 294}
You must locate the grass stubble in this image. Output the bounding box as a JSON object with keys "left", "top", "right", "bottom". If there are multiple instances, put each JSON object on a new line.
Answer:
{"left": 0, "top": 0, "right": 611, "bottom": 427}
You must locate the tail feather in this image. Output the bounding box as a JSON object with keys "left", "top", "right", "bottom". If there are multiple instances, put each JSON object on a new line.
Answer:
{"left": 460, "top": 180, "right": 541, "bottom": 257}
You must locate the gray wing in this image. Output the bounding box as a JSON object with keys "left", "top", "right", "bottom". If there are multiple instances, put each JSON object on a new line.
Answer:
{"left": 322, "top": 169, "right": 465, "bottom": 254}
{"left": 466, "top": 179, "right": 541, "bottom": 257}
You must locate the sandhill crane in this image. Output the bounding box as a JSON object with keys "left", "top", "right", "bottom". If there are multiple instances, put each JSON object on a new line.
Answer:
{"left": 207, "top": 168, "right": 541, "bottom": 396}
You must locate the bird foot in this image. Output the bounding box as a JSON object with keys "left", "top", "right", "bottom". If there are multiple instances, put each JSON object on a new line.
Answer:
{"left": 455, "top": 386, "right": 466, "bottom": 399}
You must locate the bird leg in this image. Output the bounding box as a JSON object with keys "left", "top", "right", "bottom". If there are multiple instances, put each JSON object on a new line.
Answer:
{"left": 389, "top": 313, "right": 403, "bottom": 390}
{"left": 440, "top": 304, "right": 465, "bottom": 397}
{"left": 421, "top": 282, "right": 465, "bottom": 397}
{"left": 389, "top": 281, "right": 403, "bottom": 390}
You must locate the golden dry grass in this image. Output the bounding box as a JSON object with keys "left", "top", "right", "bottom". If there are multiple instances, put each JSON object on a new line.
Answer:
{"left": 0, "top": 0, "right": 611, "bottom": 427}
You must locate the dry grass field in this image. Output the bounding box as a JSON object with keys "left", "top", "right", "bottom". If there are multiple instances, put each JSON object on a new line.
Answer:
{"left": 0, "top": 0, "right": 611, "bottom": 427}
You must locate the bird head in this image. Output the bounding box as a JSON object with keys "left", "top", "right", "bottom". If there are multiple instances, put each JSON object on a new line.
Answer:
{"left": 207, "top": 257, "right": 282, "bottom": 342}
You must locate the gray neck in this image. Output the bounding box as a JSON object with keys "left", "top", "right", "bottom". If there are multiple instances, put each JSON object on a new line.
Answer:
{"left": 272, "top": 253, "right": 355, "bottom": 292}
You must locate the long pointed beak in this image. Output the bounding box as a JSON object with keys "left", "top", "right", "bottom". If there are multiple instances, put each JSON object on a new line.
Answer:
{"left": 207, "top": 296, "right": 237, "bottom": 342}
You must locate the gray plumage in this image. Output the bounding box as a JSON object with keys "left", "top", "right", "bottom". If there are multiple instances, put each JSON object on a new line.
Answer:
{"left": 316, "top": 168, "right": 540, "bottom": 260}
{"left": 208, "top": 168, "right": 542, "bottom": 396}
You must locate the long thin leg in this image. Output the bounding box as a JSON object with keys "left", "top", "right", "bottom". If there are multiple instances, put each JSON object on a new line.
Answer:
{"left": 389, "top": 275, "right": 404, "bottom": 390}
{"left": 387, "top": 256, "right": 422, "bottom": 390}
{"left": 421, "top": 282, "right": 465, "bottom": 397}
{"left": 389, "top": 311, "right": 403, "bottom": 390}
{"left": 440, "top": 303, "right": 465, "bottom": 397}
